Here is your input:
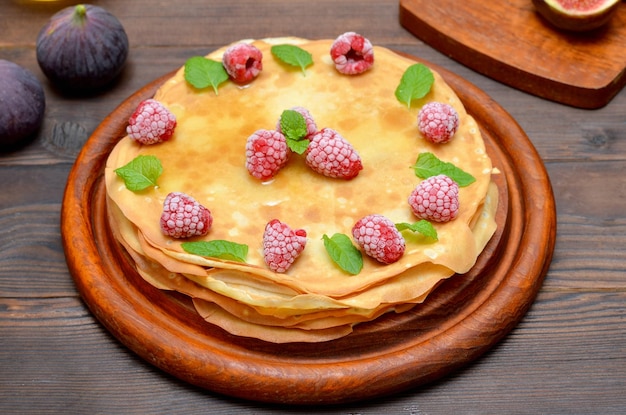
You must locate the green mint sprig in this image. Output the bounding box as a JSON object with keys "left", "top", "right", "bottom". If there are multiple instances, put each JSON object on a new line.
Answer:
{"left": 395, "top": 63, "right": 434, "bottom": 109}
{"left": 184, "top": 56, "right": 229, "bottom": 94}
{"left": 114, "top": 155, "right": 163, "bottom": 192}
{"left": 271, "top": 44, "right": 313, "bottom": 75}
{"left": 396, "top": 220, "right": 438, "bottom": 242}
{"left": 322, "top": 233, "right": 363, "bottom": 275}
{"left": 280, "top": 109, "right": 309, "bottom": 154}
{"left": 181, "top": 240, "right": 249, "bottom": 263}
{"left": 413, "top": 152, "right": 476, "bottom": 187}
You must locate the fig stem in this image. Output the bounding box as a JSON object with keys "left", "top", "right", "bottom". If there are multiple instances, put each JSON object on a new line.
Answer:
{"left": 72, "top": 5, "right": 88, "bottom": 26}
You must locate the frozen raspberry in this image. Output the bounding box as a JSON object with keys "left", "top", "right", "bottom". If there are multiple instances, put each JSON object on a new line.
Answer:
{"left": 263, "top": 219, "right": 307, "bottom": 273}
{"left": 352, "top": 214, "right": 405, "bottom": 264}
{"left": 245, "top": 129, "right": 289, "bottom": 181}
{"left": 160, "top": 192, "right": 213, "bottom": 239}
{"left": 126, "top": 99, "right": 177, "bottom": 145}
{"left": 330, "top": 32, "right": 375, "bottom": 75}
{"left": 305, "top": 128, "right": 363, "bottom": 179}
{"left": 222, "top": 42, "right": 263, "bottom": 84}
{"left": 276, "top": 106, "right": 318, "bottom": 139}
{"left": 417, "top": 102, "right": 460, "bottom": 144}
{"left": 408, "top": 175, "right": 459, "bottom": 223}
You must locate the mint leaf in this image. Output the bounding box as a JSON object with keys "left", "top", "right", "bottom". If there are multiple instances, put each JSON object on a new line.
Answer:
{"left": 280, "top": 109, "right": 309, "bottom": 154}
{"left": 114, "top": 155, "right": 162, "bottom": 192}
{"left": 271, "top": 44, "right": 313, "bottom": 75}
{"left": 322, "top": 233, "right": 363, "bottom": 275}
{"left": 184, "top": 56, "right": 229, "bottom": 94}
{"left": 395, "top": 63, "right": 434, "bottom": 109}
{"left": 413, "top": 152, "right": 476, "bottom": 187}
{"left": 396, "top": 220, "right": 438, "bottom": 241}
{"left": 280, "top": 110, "right": 307, "bottom": 140}
{"left": 181, "top": 240, "right": 248, "bottom": 263}
{"left": 288, "top": 138, "right": 310, "bottom": 155}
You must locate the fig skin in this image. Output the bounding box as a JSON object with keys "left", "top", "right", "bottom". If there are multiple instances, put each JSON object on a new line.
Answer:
{"left": 36, "top": 4, "right": 129, "bottom": 93}
{"left": 0, "top": 60, "right": 46, "bottom": 149}
{"left": 532, "top": 0, "right": 621, "bottom": 32}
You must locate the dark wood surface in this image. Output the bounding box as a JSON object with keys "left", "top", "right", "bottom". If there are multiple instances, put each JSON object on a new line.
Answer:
{"left": 1, "top": 0, "right": 624, "bottom": 413}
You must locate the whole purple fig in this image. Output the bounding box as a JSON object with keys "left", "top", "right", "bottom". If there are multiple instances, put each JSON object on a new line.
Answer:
{"left": 36, "top": 4, "right": 129, "bottom": 93}
{"left": 0, "top": 60, "right": 46, "bottom": 149}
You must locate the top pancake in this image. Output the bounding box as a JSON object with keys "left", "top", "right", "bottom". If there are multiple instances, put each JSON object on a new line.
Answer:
{"left": 105, "top": 38, "right": 495, "bottom": 302}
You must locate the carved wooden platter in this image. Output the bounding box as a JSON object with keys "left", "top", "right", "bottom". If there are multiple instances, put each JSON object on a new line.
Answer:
{"left": 61, "top": 53, "right": 556, "bottom": 405}
{"left": 399, "top": 0, "right": 626, "bottom": 109}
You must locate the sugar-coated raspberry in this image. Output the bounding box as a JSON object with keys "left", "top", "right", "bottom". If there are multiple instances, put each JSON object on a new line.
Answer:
{"left": 417, "top": 102, "right": 460, "bottom": 144}
{"left": 330, "top": 32, "right": 374, "bottom": 75}
{"left": 408, "top": 175, "right": 459, "bottom": 223}
{"left": 276, "top": 106, "right": 318, "bottom": 139}
{"left": 245, "top": 129, "right": 289, "bottom": 181}
{"left": 160, "top": 192, "right": 213, "bottom": 239}
{"left": 222, "top": 42, "right": 263, "bottom": 84}
{"left": 352, "top": 214, "right": 405, "bottom": 264}
{"left": 126, "top": 99, "right": 177, "bottom": 145}
{"left": 263, "top": 219, "right": 307, "bottom": 273}
{"left": 305, "top": 128, "right": 362, "bottom": 179}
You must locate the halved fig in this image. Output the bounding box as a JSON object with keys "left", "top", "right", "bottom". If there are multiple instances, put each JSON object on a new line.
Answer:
{"left": 532, "top": 0, "right": 621, "bottom": 32}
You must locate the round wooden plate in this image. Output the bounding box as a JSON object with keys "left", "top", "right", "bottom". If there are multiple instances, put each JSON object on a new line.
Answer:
{"left": 61, "top": 53, "right": 556, "bottom": 405}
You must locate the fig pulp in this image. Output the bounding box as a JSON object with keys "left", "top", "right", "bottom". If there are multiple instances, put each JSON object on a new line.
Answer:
{"left": 0, "top": 60, "right": 46, "bottom": 149}
{"left": 532, "top": 0, "right": 621, "bottom": 32}
{"left": 36, "top": 4, "right": 129, "bottom": 93}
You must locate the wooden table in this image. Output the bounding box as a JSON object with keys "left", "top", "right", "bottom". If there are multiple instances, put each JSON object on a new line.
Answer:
{"left": 1, "top": 1, "right": 625, "bottom": 413}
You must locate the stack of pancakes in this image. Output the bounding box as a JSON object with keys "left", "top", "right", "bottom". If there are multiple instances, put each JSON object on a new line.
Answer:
{"left": 105, "top": 38, "right": 498, "bottom": 343}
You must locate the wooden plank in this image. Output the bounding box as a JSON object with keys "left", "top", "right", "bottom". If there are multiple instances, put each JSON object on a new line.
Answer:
{"left": 2, "top": 292, "right": 625, "bottom": 413}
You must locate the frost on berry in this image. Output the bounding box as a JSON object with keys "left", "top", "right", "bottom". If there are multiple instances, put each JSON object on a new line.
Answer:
{"left": 352, "top": 214, "right": 405, "bottom": 264}
{"left": 160, "top": 192, "right": 213, "bottom": 238}
{"left": 276, "top": 106, "right": 318, "bottom": 139}
{"left": 330, "top": 32, "right": 374, "bottom": 75}
{"left": 126, "top": 99, "right": 177, "bottom": 145}
{"left": 263, "top": 219, "right": 307, "bottom": 273}
{"left": 222, "top": 42, "right": 263, "bottom": 84}
{"left": 245, "top": 129, "right": 289, "bottom": 181}
{"left": 408, "top": 175, "right": 459, "bottom": 223}
{"left": 417, "top": 102, "right": 460, "bottom": 144}
{"left": 305, "top": 128, "right": 363, "bottom": 179}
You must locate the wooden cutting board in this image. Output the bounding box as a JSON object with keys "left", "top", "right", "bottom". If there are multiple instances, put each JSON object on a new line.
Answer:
{"left": 399, "top": 0, "right": 626, "bottom": 109}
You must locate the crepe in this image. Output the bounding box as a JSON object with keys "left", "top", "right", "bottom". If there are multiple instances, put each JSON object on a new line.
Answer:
{"left": 104, "top": 37, "right": 498, "bottom": 343}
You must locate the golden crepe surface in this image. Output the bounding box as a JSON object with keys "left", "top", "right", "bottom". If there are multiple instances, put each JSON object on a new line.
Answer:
{"left": 105, "top": 37, "right": 498, "bottom": 343}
